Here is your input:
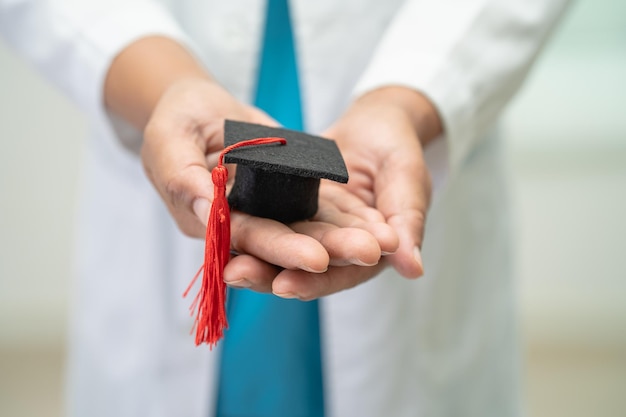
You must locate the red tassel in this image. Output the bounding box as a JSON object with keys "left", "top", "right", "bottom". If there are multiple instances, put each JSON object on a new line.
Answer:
{"left": 183, "top": 136, "right": 287, "bottom": 348}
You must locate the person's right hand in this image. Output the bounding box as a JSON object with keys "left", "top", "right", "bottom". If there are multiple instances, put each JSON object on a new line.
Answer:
{"left": 141, "top": 77, "right": 271, "bottom": 239}
{"left": 236, "top": 86, "right": 442, "bottom": 301}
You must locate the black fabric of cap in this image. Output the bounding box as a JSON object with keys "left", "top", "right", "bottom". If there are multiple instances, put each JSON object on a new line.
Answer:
{"left": 224, "top": 120, "right": 349, "bottom": 223}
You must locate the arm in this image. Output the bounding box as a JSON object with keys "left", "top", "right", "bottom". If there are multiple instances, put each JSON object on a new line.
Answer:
{"left": 354, "top": 0, "right": 571, "bottom": 170}
{"left": 0, "top": 0, "right": 191, "bottom": 123}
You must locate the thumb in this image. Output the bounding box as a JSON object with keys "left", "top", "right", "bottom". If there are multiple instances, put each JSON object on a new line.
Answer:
{"left": 376, "top": 145, "right": 432, "bottom": 278}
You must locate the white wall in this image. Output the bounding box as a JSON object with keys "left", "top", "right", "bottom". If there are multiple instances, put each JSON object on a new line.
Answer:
{"left": 503, "top": 0, "right": 626, "bottom": 350}
{"left": 0, "top": 40, "right": 86, "bottom": 347}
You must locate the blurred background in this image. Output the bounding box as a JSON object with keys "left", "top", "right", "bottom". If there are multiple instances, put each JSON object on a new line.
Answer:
{"left": 1, "top": 0, "right": 624, "bottom": 416}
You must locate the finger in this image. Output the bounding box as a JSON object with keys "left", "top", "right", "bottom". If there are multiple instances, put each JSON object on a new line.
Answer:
{"left": 147, "top": 162, "right": 214, "bottom": 239}
{"left": 314, "top": 203, "right": 399, "bottom": 255}
{"left": 272, "top": 261, "right": 388, "bottom": 300}
{"left": 319, "top": 183, "right": 384, "bottom": 222}
{"left": 142, "top": 117, "right": 217, "bottom": 238}
{"left": 223, "top": 254, "right": 281, "bottom": 293}
{"left": 140, "top": 85, "right": 277, "bottom": 239}
{"left": 375, "top": 147, "right": 431, "bottom": 278}
{"left": 230, "top": 211, "right": 330, "bottom": 273}
{"left": 289, "top": 222, "right": 381, "bottom": 267}
{"left": 386, "top": 210, "right": 426, "bottom": 278}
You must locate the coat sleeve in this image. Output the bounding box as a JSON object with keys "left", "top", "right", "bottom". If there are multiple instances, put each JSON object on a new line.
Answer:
{"left": 353, "top": 0, "right": 570, "bottom": 171}
{"left": 0, "top": 0, "right": 193, "bottom": 123}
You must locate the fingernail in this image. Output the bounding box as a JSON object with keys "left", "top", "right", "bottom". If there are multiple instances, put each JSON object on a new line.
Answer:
{"left": 350, "top": 258, "right": 378, "bottom": 267}
{"left": 225, "top": 279, "right": 252, "bottom": 288}
{"left": 299, "top": 265, "right": 328, "bottom": 273}
{"left": 193, "top": 198, "right": 210, "bottom": 226}
{"left": 273, "top": 291, "right": 299, "bottom": 299}
{"left": 381, "top": 250, "right": 396, "bottom": 256}
{"left": 413, "top": 246, "right": 423, "bottom": 267}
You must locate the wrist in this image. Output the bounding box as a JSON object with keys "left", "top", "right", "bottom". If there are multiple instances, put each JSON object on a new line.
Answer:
{"left": 355, "top": 86, "right": 443, "bottom": 147}
{"left": 104, "top": 36, "right": 213, "bottom": 130}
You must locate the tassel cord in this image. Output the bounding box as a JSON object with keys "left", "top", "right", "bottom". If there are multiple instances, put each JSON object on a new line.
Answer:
{"left": 184, "top": 136, "right": 286, "bottom": 348}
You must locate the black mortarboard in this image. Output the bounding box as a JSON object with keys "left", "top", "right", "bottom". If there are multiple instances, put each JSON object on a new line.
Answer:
{"left": 184, "top": 120, "right": 350, "bottom": 347}
{"left": 224, "top": 120, "right": 349, "bottom": 223}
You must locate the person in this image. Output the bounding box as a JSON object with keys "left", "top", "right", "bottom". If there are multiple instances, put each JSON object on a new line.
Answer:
{"left": 0, "top": 0, "right": 569, "bottom": 416}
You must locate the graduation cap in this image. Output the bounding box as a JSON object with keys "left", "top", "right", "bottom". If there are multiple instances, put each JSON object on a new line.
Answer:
{"left": 185, "top": 120, "right": 349, "bottom": 347}
{"left": 224, "top": 120, "right": 349, "bottom": 223}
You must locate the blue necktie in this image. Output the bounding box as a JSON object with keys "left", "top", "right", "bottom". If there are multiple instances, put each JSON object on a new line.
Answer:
{"left": 215, "top": 0, "right": 325, "bottom": 416}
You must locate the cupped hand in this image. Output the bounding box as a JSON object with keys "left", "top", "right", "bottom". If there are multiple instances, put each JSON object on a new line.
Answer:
{"left": 320, "top": 86, "right": 441, "bottom": 279}
{"left": 222, "top": 86, "right": 442, "bottom": 299}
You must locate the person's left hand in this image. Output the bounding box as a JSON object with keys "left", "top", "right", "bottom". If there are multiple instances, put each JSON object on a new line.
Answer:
{"left": 224, "top": 86, "right": 442, "bottom": 300}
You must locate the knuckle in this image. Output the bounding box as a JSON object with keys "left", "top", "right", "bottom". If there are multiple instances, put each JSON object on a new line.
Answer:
{"left": 173, "top": 214, "right": 204, "bottom": 239}
{"left": 178, "top": 223, "right": 197, "bottom": 238}
{"left": 228, "top": 214, "right": 250, "bottom": 253}
{"left": 163, "top": 172, "right": 190, "bottom": 210}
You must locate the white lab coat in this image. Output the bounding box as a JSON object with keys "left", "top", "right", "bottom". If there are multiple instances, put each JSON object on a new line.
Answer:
{"left": 0, "top": 0, "right": 568, "bottom": 416}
